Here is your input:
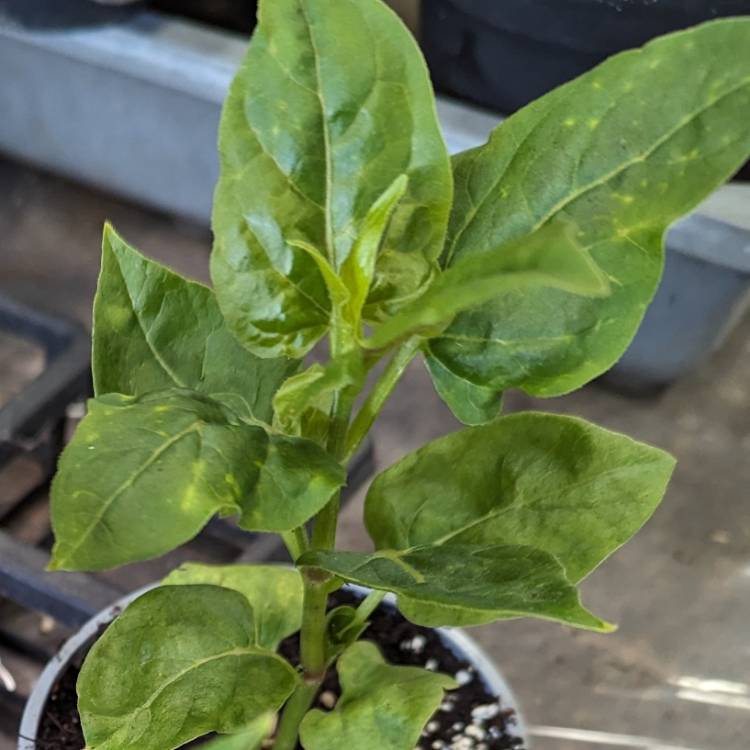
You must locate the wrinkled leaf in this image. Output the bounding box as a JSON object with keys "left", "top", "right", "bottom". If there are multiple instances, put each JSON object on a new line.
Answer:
{"left": 162, "top": 564, "right": 304, "bottom": 651}
{"left": 366, "top": 412, "right": 675, "bottom": 584}
{"left": 78, "top": 586, "right": 297, "bottom": 750}
{"left": 94, "top": 224, "right": 295, "bottom": 421}
{"left": 368, "top": 218, "right": 609, "bottom": 349}
{"left": 300, "top": 544, "right": 611, "bottom": 631}
{"left": 211, "top": 0, "right": 451, "bottom": 358}
{"left": 300, "top": 641, "right": 455, "bottom": 750}
{"left": 199, "top": 716, "right": 275, "bottom": 750}
{"left": 50, "top": 390, "right": 345, "bottom": 571}
{"left": 428, "top": 19, "right": 750, "bottom": 419}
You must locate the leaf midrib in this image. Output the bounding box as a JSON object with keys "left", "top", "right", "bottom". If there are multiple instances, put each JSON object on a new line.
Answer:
{"left": 298, "top": 0, "right": 335, "bottom": 263}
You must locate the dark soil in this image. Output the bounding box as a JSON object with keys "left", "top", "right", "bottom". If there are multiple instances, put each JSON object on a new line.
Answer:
{"left": 34, "top": 590, "right": 524, "bottom": 750}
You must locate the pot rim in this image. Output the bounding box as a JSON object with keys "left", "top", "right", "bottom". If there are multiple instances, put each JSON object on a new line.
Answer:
{"left": 19, "top": 582, "right": 529, "bottom": 749}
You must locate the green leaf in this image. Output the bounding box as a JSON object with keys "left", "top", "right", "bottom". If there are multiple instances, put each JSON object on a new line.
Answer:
{"left": 50, "top": 390, "right": 345, "bottom": 571}
{"left": 299, "top": 544, "right": 612, "bottom": 631}
{"left": 299, "top": 641, "right": 456, "bottom": 750}
{"left": 366, "top": 412, "right": 675, "bottom": 584}
{"left": 162, "top": 564, "right": 304, "bottom": 651}
{"left": 200, "top": 716, "right": 275, "bottom": 750}
{"left": 211, "top": 0, "right": 452, "bottom": 358}
{"left": 273, "top": 353, "right": 366, "bottom": 441}
{"left": 428, "top": 19, "right": 750, "bottom": 417}
{"left": 422, "top": 354, "right": 504, "bottom": 426}
{"left": 367, "top": 217, "right": 609, "bottom": 349}
{"left": 78, "top": 586, "right": 297, "bottom": 750}
{"left": 94, "top": 224, "right": 295, "bottom": 421}
{"left": 323, "top": 605, "right": 370, "bottom": 663}
{"left": 199, "top": 716, "right": 275, "bottom": 750}
{"left": 341, "top": 175, "right": 409, "bottom": 330}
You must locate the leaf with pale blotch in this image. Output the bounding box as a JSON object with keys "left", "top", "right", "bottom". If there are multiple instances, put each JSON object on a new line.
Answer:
{"left": 367, "top": 218, "right": 609, "bottom": 350}
{"left": 50, "top": 390, "right": 345, "bottom": 571}
{"left": 300, "top": 544, "right": 612, "bottom": 631}
{"left": 163, "top": 564, "right": 303, "bottom": 651}
{"left": 78, "top": 586, "right": 296, "bottom": 750}
{"left": 94, "top": 224, "right": 295, "bottom": 421}
{"left": 211, "top": 0, "right": 452, "bottom": 358}
{"left": 366, "top": 412, "right": 674, "bottom": 585}
{"left": 300, "top": 642, "right": 456, "bottom": 750}
{"left": 427, "top": 19, "right": 750, "bottom": 421}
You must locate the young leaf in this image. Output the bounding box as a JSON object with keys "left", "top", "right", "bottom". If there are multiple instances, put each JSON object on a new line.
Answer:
{"left": 340, "top": 175, "right": 409, "bottom": 330}
{"left": 428, "top": 19, "right": 750, "bottom": 419}
{"left": 199, "top": 716, "right": 275, "bottom": 750}
{"left": 366, "top": 412, "right": 675, "bottom": 584}
{"left": 94, "top": 224, "right": 295, "bottom": 421}
{"left": 78, "top": 586, "right": 297, "bottom": 750}
{"left": 162, "top": 564, "right": 304, "bottom": 651}
{"left": 273, "top": 353, "right": 366, "bottom": 440}
{"left": 366, "top": 217, "right": 610, "bottom": 349}
{"left": 211, "top": 0, "right": 452, "bottom": 358}
{"left": 200, "top": 716, "right": 275, "bottom": 750}
{"left": 299, "top": 641, "right": 456, "bottom": 750}
{"left": 50, "top": 390, "right": 345, "bottom": 571}
{"left": 299, "top": 544, "right": 612, "bottom": 631}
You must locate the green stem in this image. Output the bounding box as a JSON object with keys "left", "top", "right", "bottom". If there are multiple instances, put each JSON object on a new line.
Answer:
{"left": 311, "top": 387, "right": 355, "bottom": 550}
{"left": 344, "top": 337, "right": 421, "bottom": 462}
{"left": 300, "top": 574, "right": 330, "bottom": 679}
{"left": 273, "top": 680, "right": 318, "bottom": 750}
{"left": 281, "top": 527, "right": 309, "bottom": 562}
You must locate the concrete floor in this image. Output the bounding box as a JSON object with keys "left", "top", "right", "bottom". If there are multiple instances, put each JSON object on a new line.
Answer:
{"left": 2, "top": 159, "right": 750, "bottom": 749}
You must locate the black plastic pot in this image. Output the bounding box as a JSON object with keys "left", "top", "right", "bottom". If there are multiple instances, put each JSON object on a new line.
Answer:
{"left": 422, "top": 0, "right": 750, "bottom": 113}
{"left": 19, "top": 584, "right": 529, "bottom": 749}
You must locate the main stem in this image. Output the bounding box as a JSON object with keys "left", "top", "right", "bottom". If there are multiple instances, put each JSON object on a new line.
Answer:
{"left": 275, "top": 331, "right": 417, "bottom": 749}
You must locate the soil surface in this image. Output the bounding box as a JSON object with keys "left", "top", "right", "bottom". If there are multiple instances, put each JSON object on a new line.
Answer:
{"left": 33, "top": 590, "right": 525, "bottom": 750}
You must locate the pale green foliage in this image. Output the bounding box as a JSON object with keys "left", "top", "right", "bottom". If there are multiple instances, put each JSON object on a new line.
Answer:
{"left": 48, "top": 3, "right": 750, "bottom": 750}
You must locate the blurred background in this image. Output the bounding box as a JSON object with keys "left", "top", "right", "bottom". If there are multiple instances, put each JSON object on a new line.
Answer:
{"left": 1, "top": 1, "right": 749, "bottom": 749}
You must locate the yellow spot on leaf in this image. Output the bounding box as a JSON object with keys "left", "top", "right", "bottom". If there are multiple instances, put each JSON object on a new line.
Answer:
{"left": 588, "top": 118, "right": 600, "bottom": 130}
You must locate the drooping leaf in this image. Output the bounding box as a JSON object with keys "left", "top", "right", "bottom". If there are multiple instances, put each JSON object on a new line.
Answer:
{"left": 163, "top": 564, "right": 304, "bottom": 651}
{"left": 78, "top": 586, "right": 297, "bottom": 750}
{"left": 428, "top": 19, "right": 750, "bottom": 420}
{"left": 50, "top": 390, "right": 345, "bottom": 571}
{"left": 211, "top": 0, "right": 452, "bottom": 358}
{"left": 366, "top": 412, "right": 675, "bottom": 584}
{"left": 300, "top": 544, "right": 612, "bottom": 631}
{"left": 299, "top": 641, "right": 455, "bottom": 750}
{"left": 200, "top": 716, "right": 275, "bottom": 750}
{"left": 367, "top": 218, "right": 610, "bottom": 349}
{"left": 199, "top": 716, "right": 275, "bottom": 750}
{"left": 94, "top": 224, "right": 295, "bottom": 421}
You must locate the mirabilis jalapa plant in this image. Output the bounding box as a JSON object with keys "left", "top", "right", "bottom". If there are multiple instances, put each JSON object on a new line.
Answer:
{"left": 48, "top": 1, "right": 750, "bottom": 748}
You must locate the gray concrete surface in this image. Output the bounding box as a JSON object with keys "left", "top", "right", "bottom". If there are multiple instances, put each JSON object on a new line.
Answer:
{"left": 2, "top": 160, "right": 749, "bottom": 749}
